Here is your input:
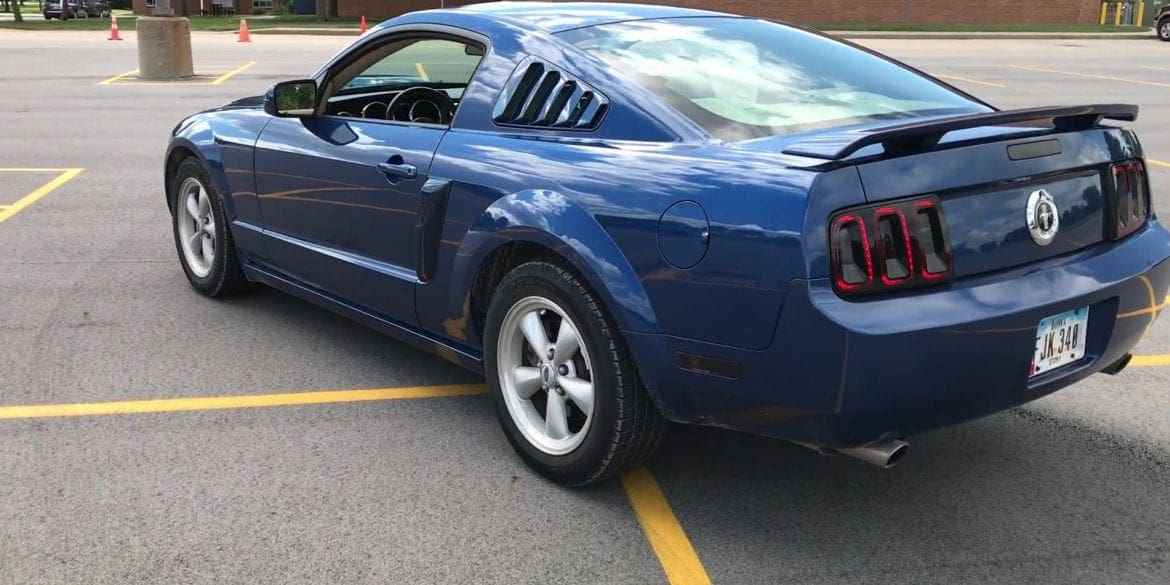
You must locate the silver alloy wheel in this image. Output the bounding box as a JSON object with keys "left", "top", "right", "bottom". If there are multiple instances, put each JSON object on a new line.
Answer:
{"left": 1162, "top": 21, "right": 1170, "bottom": 40}
{"left": 497, "top": 295, "right": 595, "bottom": 455}
{"left": 176, "top": 176, "right": 216, "bottom": 278}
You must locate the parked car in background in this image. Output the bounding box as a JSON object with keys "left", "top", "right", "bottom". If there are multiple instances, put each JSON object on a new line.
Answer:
{"left": 42, "top": 1, "right": 81, "bottom": 19}
{"left": 79, "top": 0, "right": 111, "bottom": 18}
{"left": 1157, "top": 4, "right": 1170, "bottom": 41}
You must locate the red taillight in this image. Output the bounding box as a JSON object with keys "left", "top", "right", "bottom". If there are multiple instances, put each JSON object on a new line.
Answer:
{"left": 829, "top": 196, "right": 953, "bottom": 296}
{"left": 912, "top": 199, "right": 952, "bottom": 281}
{"left": 874, "top": 207, "right": 913, "bottom": 285}
{"left": 1108, "top": 160, "right": 1149, "bottom": 240}
{"left": 830, "top": 214, "right": 873, "bottom": 291}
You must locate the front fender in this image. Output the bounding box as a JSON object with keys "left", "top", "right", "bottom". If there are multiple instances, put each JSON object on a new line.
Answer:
{"left": 453, "top": 190, "right": 660, "bottom": 335}
{"left": 165, "top": 121, "right": 231, "bottom": 214}
{"left": 166, "top": 109, "right": 272, "bottom": 261}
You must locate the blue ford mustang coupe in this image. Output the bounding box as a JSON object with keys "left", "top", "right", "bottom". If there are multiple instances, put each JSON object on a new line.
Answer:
{"left": 166, "top": 2, "right": 1170, "bottom": 485}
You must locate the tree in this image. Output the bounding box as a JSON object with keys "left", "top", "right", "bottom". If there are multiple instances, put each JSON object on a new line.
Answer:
{"left": 12, "top": 0, "right": 21, "bottom": 23}
{"left": 327, "top": 0, "right": 337, "bottom": 19}
{"left": 315, "top": 0, "right": 326, "bottom": 22}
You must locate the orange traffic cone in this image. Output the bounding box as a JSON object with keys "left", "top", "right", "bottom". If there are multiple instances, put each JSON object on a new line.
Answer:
{"left": 237, "top": 19, "right": 251, "bottom": 43}
{"left": 108, "top": 15, "right": 122, "bottom": 41}
{"left": 359, "top": 15, "right": 367, "bottom": 35}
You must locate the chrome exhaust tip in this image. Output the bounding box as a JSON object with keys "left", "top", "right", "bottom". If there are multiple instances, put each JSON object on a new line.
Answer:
{"left": 839, "top": 438, "right": 909, "bottom": 469}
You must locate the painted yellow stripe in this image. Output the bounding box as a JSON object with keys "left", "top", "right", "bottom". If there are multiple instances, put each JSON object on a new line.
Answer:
{"left": 98, "top": 68, "right": 138, "bottom": 85}
{"left": 0, "top": 384, "right": 486, "bottom": 419}
{"left": 621, "top": 467, "right": 711, "bottom": 585}
{"left": 0, "top": 168, "right": 83, "bottom": 225}
{"left": 937, "top": 74, "right": 1005, "bottom": 88}
{"left": 415, "top": 62, "right": 430, "bottom": 81}
{"left": 1008, "top": 65, "right": 1170, "bottom": 89}
{"left": 1147, "top": 159, "right": 1170, "bottom": 169}
{"left": 212, "top": 61, "right": 257, "bottom": 86}
{"left": 1130, "top": 354, "right": 1170, "bottom": 367}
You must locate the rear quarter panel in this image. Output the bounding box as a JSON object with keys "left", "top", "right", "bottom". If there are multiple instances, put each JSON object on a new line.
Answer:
{"left": 421, "top": 133, "right": 819, "bottom": 351}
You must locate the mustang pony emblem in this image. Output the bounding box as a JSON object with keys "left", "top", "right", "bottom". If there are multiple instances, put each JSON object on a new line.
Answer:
{"left": 1026, "top": 189, "right": 1060, "bottom": 246}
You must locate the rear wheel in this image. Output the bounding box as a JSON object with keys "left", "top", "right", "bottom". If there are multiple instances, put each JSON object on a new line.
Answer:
{"left": 484, "top": 261, "right": 666, "bottom": 486}
{"left": 1159, "top": 18, "right": 1170, "bottom": 41}
{"left": 170, "top": 157, "right": 249, "bottom": 297}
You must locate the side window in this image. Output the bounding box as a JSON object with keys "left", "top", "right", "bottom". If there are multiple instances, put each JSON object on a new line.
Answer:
{"left": 323, "top": 37, "right": 486, "bottom": 126}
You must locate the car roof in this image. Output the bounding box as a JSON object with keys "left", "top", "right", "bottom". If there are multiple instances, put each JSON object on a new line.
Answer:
{"left": 456, "top": 1, "right": 729, "bottom": 33}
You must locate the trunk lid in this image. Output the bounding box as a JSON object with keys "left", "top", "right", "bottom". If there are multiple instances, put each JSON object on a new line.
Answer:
{"left": 854, "top": 128, "right": 1125, "bottom": 277}
{"left": 767, "top": 105, "right": 1139, "bottom": 281}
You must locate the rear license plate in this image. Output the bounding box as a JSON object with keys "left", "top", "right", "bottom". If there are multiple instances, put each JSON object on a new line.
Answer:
{"left": 1031, "top": 307, "right": 1088, "bottom": 377}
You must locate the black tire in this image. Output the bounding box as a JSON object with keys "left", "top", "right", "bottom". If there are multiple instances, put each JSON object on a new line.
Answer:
{"left": 1159, "top": 18, "right": 1170, "bottom": 42}
{"left": 484, "top": 260, "right": 667, "bottom": 487}
{"left": 170, "top": 157, "right": 249, "bottom": 297}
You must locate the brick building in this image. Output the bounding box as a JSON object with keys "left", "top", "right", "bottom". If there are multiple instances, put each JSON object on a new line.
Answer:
{"left": 132, "top": 0, "right": 1107, "bottom": 25}
{"left": 132, "top": 0, "right": 260, "bottom": 16}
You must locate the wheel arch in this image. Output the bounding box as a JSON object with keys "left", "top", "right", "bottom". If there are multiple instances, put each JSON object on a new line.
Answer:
{"left": 453, "top": 190, "right": 661, "bottom": 347}
{"left": 164, "top": 122, "right": 233, "bottom": 216}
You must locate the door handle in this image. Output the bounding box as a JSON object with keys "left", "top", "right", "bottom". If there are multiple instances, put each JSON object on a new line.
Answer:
{"left": 377, "top": 161, "right": 417, "bottom": 180}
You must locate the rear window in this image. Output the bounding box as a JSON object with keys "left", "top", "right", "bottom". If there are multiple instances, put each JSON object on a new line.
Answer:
{"left": 557, "top": 17, "right": 989, "bottom": 141}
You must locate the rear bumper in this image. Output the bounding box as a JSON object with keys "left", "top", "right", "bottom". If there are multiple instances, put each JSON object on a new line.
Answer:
{"left": 626, "top": 221, "right": 1170, "bottom": 448}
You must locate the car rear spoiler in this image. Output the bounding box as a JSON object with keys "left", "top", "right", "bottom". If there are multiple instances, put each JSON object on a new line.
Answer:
{"left": 782, "top": 104, "right": 1138, "bottom": 160}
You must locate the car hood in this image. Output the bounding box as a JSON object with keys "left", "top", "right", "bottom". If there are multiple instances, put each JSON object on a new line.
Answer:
{"left": 213, "top": 95, "right": 265, "bottom": 111}
{"left": 171, "top": 95, "right": 265, "bottom": 137}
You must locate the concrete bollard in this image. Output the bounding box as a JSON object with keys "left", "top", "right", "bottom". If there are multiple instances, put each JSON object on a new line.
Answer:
{"left": 136, "top": 16, "right": 194, "bottom": 80}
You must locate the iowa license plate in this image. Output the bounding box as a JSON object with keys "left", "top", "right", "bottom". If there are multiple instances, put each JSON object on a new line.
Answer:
{"left": 1031, "top": 307, "right": 1088, "bottom": 377}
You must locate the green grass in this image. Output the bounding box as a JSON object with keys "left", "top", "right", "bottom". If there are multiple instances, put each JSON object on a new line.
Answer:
{"left": 806, "top": 22, "right": 1147, "bottom": 33}
{"left": 0, "top": 14, "right": 376, "bottom": 31}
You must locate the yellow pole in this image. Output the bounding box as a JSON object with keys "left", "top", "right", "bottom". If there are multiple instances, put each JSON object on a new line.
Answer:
{"left": 1099, "top": 2, "right": 1108, "bottom": 24}
{"left": 1114, "top": 2, "right": 1123, "bottom": 25}
{"left": 1137, "top": 2, "right": 1145, "bottom": 26}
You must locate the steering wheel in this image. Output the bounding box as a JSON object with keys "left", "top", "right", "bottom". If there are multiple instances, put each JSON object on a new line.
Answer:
{"left": 385, "top": 87, "right": 456, "bottom": 125}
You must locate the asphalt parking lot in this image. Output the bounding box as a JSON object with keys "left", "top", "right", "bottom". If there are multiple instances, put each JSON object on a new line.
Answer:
{"left": 1, "top": 30, "right": 1168, "bottom": 584}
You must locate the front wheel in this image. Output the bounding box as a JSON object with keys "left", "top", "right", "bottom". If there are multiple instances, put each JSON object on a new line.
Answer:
{"left": 1159, "top": 19, "right": 1170, "bottom": 41}
{"left": 170, "top": 157, "right": 249, "bottom": 297}
{"left": 484, "top": 261, "right": 666, "bottom": 486}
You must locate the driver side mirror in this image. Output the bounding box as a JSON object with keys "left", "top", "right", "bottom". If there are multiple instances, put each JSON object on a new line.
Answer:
{"left": 265, "top": 80, "right": 318, "bottom": 117}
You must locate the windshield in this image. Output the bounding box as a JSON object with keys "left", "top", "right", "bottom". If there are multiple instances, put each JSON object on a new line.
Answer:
{"left": 557, "top": 18, "right": 989, "bottom": 141}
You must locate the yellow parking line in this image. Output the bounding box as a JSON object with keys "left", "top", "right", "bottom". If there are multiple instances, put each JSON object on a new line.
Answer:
{"left": 0, "top": 168, "right": 83, "bottom": 225}
{"left": 1007, "top": 65, "right": 1170, "bottom": 89}
{"left": 1130, "top": 354, "right": 1170, "bottom": 367}
{"left": 621, "top": 467, "right": 712, "bottom": 585}
{"left": 0, "top": 384, "right": 486, "bottom": 419}
{"left": 98, "top": 68, "right": 138, "bottom": 85}
{"left": 1132, "top": 351, "right": 1170, "bottom": 365}
{"left": 415, "top": 62, "right": 430, "bottom": 81}
{"left": 937, "top": 74, "right": 1005, "bottom": 88}
{"left": 212, "top": 61, "right": 257, "bottom": 86}
{"left": 1147, "top": 159, "right": 1170, "bottom": 169}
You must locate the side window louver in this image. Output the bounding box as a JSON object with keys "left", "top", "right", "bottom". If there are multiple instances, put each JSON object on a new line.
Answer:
{"left": 492, "top": 59, "right": 608, "bottom": 130}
